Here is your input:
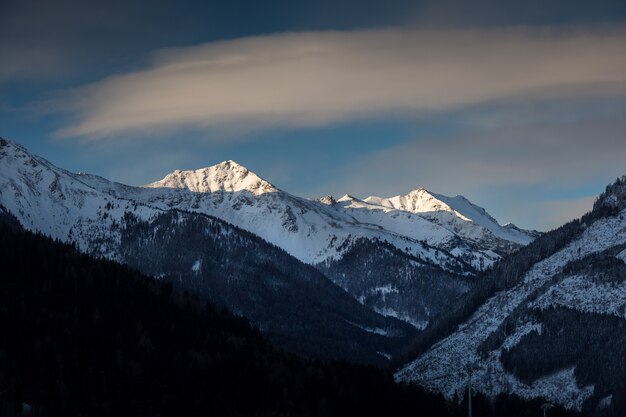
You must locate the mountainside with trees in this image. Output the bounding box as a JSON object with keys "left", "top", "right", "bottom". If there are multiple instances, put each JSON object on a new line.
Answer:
{"left": 396, "top": 177, "right": 626, "bottom": 415}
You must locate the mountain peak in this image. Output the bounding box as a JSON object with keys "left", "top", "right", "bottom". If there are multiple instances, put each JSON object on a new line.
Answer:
{"left": 365, "top": 188, "right": 455, "bottom": 215}
{"left": 594, "top": 175, "right": 626, "bottom": 212}
{"left": 215, "top": 159, "right": 245, "bottom": 170}
{"left": 0, "top": 137, "right": 27, "bottom": 155}
{"left": 145, "top": 160, "right": 277, "bottom": 195}
{"left": 406, "top": 187, "right": 430, "bottom": 195}
{"left": 337, "top": 194, "right": 357, "bottom": 203}
{"left": 316, "top": 195, "right": 337, "bottom": 205}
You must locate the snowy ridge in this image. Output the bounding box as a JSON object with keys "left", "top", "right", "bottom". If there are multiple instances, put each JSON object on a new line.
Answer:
{"left": 364, "top": 188, "right": 536, "bottom": 246}
{"left": 530, "top": 274, "right": 626, "bottom": 318}
{"left": 127, "top": 183, "right": 466, "bottom": 269}
{"left": 396, "top": 207, "right": 626, "bottom": 410}
{"left": 146, "top": 160, "right": 277, "bottom": 195}
{"left": 0, "top": 139, "right": 162, "bottom": 257}
{"left": 135, "top": 165, "right": 528, "bottom": 270}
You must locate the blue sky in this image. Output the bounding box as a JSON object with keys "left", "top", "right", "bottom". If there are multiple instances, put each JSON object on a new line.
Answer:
{"left": 1, "top": 0, "right": 625, "bottom": 230}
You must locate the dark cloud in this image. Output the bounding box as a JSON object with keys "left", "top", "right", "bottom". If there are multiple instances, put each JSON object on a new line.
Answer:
{"left": 412, "top": 0, "right": 626, "bottom": 27}
{"left": 0, "top": 0, "right": 419, "bottom": 83}
{"left": 4, "top": 0, "right": 625, "bottom": 84}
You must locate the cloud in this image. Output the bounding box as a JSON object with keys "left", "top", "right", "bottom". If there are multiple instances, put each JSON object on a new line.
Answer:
{"left": 51, "top": 25, "right": 626, "bottom": 139}
{"left": 0, "top": 0, "right": 125, "bottom": 82}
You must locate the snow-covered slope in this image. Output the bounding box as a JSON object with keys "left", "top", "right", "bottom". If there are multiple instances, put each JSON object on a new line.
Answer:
{"left": 0, "top": 138, "right": 160, "bottom": 257}
{"left": 396, "top": 177, "right": 626, "bottom": 413}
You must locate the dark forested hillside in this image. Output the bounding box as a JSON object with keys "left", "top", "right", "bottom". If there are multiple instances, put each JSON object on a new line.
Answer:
{"left": 319, "top": 238, "right": 471, "bottom": 328}
{"left": 116, "top": 210, "right": 415, "bottom": 365}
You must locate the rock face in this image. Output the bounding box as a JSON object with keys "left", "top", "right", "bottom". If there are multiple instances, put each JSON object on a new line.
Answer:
{"left": 396, "top": 176, "right": 626, "bottom": 415}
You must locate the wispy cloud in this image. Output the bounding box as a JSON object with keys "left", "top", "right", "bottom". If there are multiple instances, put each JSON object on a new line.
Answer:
{"left": 51, "top": 25, "right": 626, "bottom": 139}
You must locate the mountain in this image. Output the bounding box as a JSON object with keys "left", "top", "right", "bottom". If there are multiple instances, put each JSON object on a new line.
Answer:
{"left": 363, "top": 188, "right": 538, "bottom": 248}
{"left": 396, "top": 176, "right": 626, "bottom": 415}
{"left": 141, "top": 166, "right": 536, "bottom": 268}
{"left": 317, "top": 238, "right": 472, "bottom": 328}
{"left": 0, "top": 210, "right": 579, "bottom": 417}
{"left": 136, "top": 156, "right": 534, "bottom": 327}
{"left": 0, "top": 138, "right": 413, "bottom": 364}
{"left": 0, "top": 137, "right": 535, "bottom": 340}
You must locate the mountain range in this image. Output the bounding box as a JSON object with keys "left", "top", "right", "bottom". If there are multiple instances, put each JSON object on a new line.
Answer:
{"left": 396, "top": 176, "right": 626, "bottom": 415}
{"left": 3, "top": 136, "right": 626, "bottom": 415}
{"left": 0, "top": 137, "right": 535, "bottom": 362}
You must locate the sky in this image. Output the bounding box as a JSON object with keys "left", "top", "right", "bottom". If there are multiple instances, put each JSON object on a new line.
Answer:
{"left": 1, "top": 0, "right": 625, "bottom": 231}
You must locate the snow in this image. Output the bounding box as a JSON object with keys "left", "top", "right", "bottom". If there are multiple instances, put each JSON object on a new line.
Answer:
{"left": 317, "top": 195, "right": 336, "bottom": 206}
{"left": 370, "top": 284, "right": 399, "bottom": 296}
{"left": 598, "top": 395, "right": 613, "bottom": 409}
{"left": 501, "top": 322, "right": 542, "bottom": 350}
{"left": 374, "top": 307, "right": 428, "bottom": 330}
{"left": 396, "top": 209, "right": 626, "bottom": 409}
{"left": 377, "top": 351, "right": 392, "bottom": 360}
{"left": 364, "top": 188, "right": 535, "bottom": 246}
{"left": 346, "top": 320, "right": 389, "bottom": 336}
{"left": 192, "top": 260, "right": 202, "bottom": 273}
{"left": 146, "top": 160, "right": 277, "bottom": 195}
{"left": 7, "top": 139, "right": 526, "bottom": 273}
{"left": 531, "top": 274, "right": 626, "bottom": 318}
{"left": 520, "top": 367, "right": 593, "bottom": 410}
{"left": 435, "top": 194, "right": 535, "bottom": 245}
{"left": 136, "top": 165, "right": 510, "bottom": 271}
{"left": 0, "top": 140, "right": 164, "bottom": 258}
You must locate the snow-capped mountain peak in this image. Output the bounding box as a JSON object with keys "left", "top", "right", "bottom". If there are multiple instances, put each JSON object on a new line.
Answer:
{"left": 145, "top": 160, "right": 277, "bottom": 195}
{"left": 365, "top": 188, "right": 465, "bottom": 218}
{"left": 337, "top": 194, "right": 358, "bottom": 203}
{"left": 362, "top": 188, "right": 535, "bottom": 246}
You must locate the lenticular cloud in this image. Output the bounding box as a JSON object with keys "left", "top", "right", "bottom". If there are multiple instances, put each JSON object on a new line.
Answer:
{"left": 54, "top": 26, "right": 626, "bottom": 139}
